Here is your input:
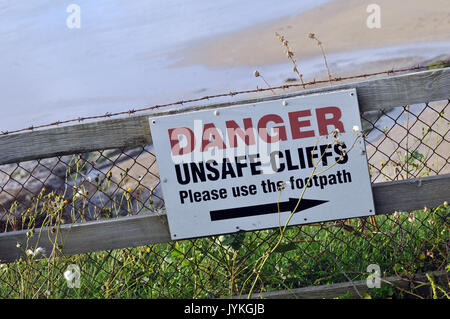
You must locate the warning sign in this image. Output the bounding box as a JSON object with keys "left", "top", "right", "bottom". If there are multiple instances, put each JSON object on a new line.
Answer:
{"left": 149, "top": 89, "right": 375, "bottom": 240}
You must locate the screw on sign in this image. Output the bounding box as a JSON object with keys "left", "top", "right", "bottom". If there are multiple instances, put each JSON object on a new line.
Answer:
{"left": 149, "top": 89, "right": 375, "bottom": 240}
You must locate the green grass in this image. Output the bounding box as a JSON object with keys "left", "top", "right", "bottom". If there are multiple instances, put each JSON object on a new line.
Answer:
{"left": 427, "top": 60, "right": 450, "bottom": 70}
{"left": 1, "top": 204, "right": 448, "bottom": 299}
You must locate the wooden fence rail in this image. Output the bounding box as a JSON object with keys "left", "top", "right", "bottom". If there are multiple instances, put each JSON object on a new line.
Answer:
{"left": 1, "top": 174, "right": 449, "bottom": 263}
{"left": 0, "top": 67, "right": 449, "bottom": 263}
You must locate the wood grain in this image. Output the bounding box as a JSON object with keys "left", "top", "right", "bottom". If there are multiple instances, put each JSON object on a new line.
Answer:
{"left": 373, "top": 174, "right": 450, "bottom": 214}
{"left": 0, "top": 213, "right": 170, "bottom": 263}
{"left": 239, "top": 271, "right": 448, "bottom": 299}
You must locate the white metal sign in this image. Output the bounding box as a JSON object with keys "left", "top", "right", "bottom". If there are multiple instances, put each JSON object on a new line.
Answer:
{"left": 149, "top": 89, "right": 375, "bottom": 240}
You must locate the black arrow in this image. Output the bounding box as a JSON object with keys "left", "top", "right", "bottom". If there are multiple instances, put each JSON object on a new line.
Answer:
{"left": 210, "top": 198, "right": 329, "bottom": 221}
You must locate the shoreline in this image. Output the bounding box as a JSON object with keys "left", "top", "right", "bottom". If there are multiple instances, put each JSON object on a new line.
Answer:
{"left": 173, "top": 0, "right": 450, "bottom": 71}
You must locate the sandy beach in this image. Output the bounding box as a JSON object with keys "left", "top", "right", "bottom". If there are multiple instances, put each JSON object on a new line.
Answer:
{"left": 176, "top": 0, "right": 450, "bottom": 73}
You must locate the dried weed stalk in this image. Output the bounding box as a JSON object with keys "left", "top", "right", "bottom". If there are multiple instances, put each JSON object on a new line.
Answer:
{"left": 274, "top": 32, "right": 305, "bottom": 88}
{"left": 253, "top": 70, "right": 275, "bottom": 94}
{"left": 308, "top": 33, "right": 333, "bottom": 84}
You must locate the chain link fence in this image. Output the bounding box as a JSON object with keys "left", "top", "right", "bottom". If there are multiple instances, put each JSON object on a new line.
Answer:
{"left": 0, "top": 72, "right": 449, "bottom": 299}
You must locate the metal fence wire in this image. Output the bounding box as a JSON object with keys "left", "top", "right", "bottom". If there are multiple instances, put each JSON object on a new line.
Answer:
{"left": 0, "top": 76, "right": 449, "bottom": 299}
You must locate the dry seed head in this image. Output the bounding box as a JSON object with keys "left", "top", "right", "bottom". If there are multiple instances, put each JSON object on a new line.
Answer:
{"left": 277, "top": 182, "right": 287, "bottom": 192}
{"left": 331, "top": 128, "right": 340, "bottom": 138}
{"left": 274, "top": 32, "right": 283, "bottom": 40}
{"left": 253, "top": 70, "right": 260, "bottom": 77}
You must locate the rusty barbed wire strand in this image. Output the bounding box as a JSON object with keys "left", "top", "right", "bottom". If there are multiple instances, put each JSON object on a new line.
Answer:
{"left": 1, "top": 62, "right": 449, "bottom": 136}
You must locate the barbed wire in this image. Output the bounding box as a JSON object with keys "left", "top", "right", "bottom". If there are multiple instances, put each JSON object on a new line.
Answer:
{"left": 2, "top": 62, "right": 449, "bottom": 136}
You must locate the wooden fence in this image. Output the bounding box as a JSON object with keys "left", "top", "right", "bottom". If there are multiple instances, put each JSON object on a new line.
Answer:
{"left": 0, "top": 67, "right": 449, "bottom": 265}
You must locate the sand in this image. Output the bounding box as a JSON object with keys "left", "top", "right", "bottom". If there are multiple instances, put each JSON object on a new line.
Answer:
{"left": 175, "top": 0, "right": 450, "bottom": 69}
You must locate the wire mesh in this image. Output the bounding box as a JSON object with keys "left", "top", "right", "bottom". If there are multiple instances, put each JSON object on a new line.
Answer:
{"left": 0, "top": 97, "right": 448, "bottom": 298}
